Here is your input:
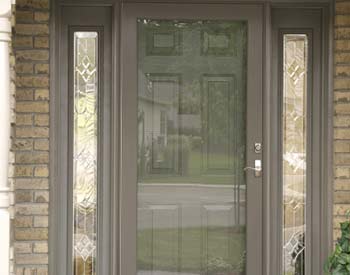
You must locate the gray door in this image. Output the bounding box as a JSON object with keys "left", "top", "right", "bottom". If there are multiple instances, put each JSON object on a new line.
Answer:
{"left": 120, "top": 4, "right": 263, "bottom": 275}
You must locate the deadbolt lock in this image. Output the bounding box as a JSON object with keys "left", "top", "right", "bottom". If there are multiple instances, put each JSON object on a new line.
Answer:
{"left": 254, "top": 143, "right": 262, "bottom": 153}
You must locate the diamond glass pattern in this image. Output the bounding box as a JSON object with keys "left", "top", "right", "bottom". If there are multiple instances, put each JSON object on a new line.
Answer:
{"left": 282, "top": 34, "right": 308, "bottom": 275}
{"left": 73, "top": 32, "right": 98, "bottom": 275}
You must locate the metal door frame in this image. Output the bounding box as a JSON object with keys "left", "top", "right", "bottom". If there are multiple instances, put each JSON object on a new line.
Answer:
{"left": 120, "top": 3, "right": 263, "bottom": 274}
{"left": 50, "top": 1, "right": 333, "bottom": 274}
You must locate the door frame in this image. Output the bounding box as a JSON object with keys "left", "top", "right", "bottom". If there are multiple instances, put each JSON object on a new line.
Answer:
{"left": 120, "top": 3, "right": 263, "bottom": 274}
{"left": 268, "top": 6, "right": 333, "bottom": 275}
{"left": 50, "top": 1, "right": 333, "bottom": 275}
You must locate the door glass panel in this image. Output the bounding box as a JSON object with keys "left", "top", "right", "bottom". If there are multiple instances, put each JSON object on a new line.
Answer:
{"left": 137, "top": 20, "right": 247, "bottom": 275}
{"left": 73, "top": 31, "right": 98, "bottom": 275}
{"left": 282, "top": 34, "right": 308, "bottom": 275}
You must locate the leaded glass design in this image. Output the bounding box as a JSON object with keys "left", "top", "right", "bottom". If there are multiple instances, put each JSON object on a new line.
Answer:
{"left": 282, "top": 34, "right": 308, "bottom": 275}
{"left": 73, "top": 32, "right": 98, "bottom": 275}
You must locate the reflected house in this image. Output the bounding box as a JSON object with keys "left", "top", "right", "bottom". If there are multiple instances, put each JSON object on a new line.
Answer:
{"left": 138, "top": 72, "right": 182, "bottom": 175}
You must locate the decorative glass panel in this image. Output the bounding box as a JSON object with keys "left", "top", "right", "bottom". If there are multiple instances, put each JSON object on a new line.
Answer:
{"left": 282, "top": 34, "right": 308, "bottom": 275}
{"left": 73, "top": 32, "right": 98, "bottom": 275}
{"left": 137, "top": 20, "right": 247, "bottom": 275}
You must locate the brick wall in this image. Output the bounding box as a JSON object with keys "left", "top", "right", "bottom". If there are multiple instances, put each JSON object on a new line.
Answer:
{"left": 7, "top": 0, "right": 350, "bottom": 273}
{"left": 334, "top": 1, "right": 350, "bottom": 241}
{"left": 12, "top": 0, "right": 50, "bottom": 274}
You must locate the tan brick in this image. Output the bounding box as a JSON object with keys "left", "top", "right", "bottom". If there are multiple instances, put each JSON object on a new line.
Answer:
{"left": 23, "top": 268, "right": 36, "bottom": 275}
{"left": 34, "top": 12, "right": 49, "bottom": 22}
{"left": 336, "top": 15, "right": 350, "bottom": 27}
{"left": 335, "top": 28, "right": 350, "bottom": 40}
{"left": 14, "top": 216, "right": 33, "bottom": 228}
{"left": 14, "top": 242, "right": 32, "bottom": 254}
{"left": 17, "top": 75, "right": 49, "bottom": 88}
{"left": 37, "top": 268, "right": 48, "bottom": 275}
{"left": 15, "top": 24, "right": 49, "bottom": 36}
{"left": 34, "top": 139, "right": 49, "bottom": 151}
{"left": 335, "top": 78, "right": 350, "bottom": 90}
{"left": 16, "top": 50, "right": 49, "bottom": 62}
{"left": 16, "top": 89, "right": 34, "bottom": 101}
{"left": 335, "top": 179, "right": 350, "bottom": 190}
{"left": 16, "top": 204, "right": 48, "bottom": 216}
{"left": 15, "top": 178, "right": 48, "bottom": 190}
{"left": 17, "top": 0, "right": 50, "bottom": 9}
{"left": 334, "top": 128, "right": 350, "bottom": 139}
{"left": 16, "top": 127, "right": 49, "bottom": 138}
{"left": 34, "top": 114, "right": 49, "bottom": 126}
{"left": 12, "top": 139, "right": 34, "bottom": 151}
{"left": 335, "top": 153, "right": 350, "bottom": 165}
{"left": 336, "top": 66, "right": 350, "bottom": 77}
{"left": 334, "top": 204, "right": 350, "bottom": 216}
{"left": 16, "top": 267, "right": 24, "bottom": 275}
{"left": 16, "top": 114, "right": 33, "bottom": 126}
{"left": 335, "top": 167, "right": 350, "bottom": 179}
{"left": 34, "top": 191, "right": 49, "bottom": 203}
{"left": 335, "top": 140, "right": 350, "bottom": 153}
{"left": 16, "top": 63, "right": 34, "bottom": 74}
{"left": 33, "top": 242, "right": 48, "bottom": 253}
{"left": 34, "top": 166, "right": 49, "bottom": 177}
{"left": 14, "top": 36, "right": 33, "bottom": 48}
{"left": 336, "top": 40, "right": 350, "bottom": 51}
{"left": 336, "top": 2, "right": 350, "bottom": 14}
{"left": 335, "top": 102, "right": 350, "bottom": 115}
{"left": 334, "top": 191, "right": 350, "bottom": 204}
{"left": 334, "top": 116, "right": 350, "bottom": 127}
{"left": 16, "top": 191, "right": 33, "bottom": 203}
{"left": 16, "top": 253, "right": 48, "bottom": 265}
{"left": 34, "top": 89, "right": 49, "bottom": 100}
{"left": 15, "top": 228, "right": 48, "bottom": 241}
{"left": 34, "top": 37, "right": 49, "bottom": 48}
{"left": 16, "top": 151, "right": 49, "bottom": 164}
{"left": 16, "top": 11, "right": 34, "bottom": 23}
{"left": 34, "top": 64, "right": 49, "bottom": 74}
{"left": 335, "top": 91, "right": 350, "bottom": 102}
{"left": 335, "top": 52, "right": 350, "bottom": 64}
{"left": 14, "top": 166, "right": 33, "bottom": 177}
{"left": 16, "top": 101, "right": 49, "bottom": 113}
{"left": 33, "top": 216, "right": 48, "bottom": 227}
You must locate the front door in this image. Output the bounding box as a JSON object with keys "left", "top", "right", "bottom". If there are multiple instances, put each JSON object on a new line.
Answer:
{"left": 121, "top": 4, "right": 263, "bottom": 275}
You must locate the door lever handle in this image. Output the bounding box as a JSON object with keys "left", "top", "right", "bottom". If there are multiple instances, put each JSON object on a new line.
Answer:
{"left": 244, "top": 160, "right": 262, "bottom": 177}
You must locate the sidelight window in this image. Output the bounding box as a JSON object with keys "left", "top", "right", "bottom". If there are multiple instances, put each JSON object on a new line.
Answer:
{"left": 72, "top": 31, "right": 99, "bottom": 275}
{"left": 282, "top": 34, "right": 308, "bottom": 275}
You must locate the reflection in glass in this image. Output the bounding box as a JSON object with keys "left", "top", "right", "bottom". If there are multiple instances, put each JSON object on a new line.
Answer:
{"left": 73, "top": 32, "right": 98, "bottom": 275}
{"left": 137, "top": 20, "right": 247, "bottom": 275}
{"left": 282, "top": 34, "right": 308, "bottom": 275}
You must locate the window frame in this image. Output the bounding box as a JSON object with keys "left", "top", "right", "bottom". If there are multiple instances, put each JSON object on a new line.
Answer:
{"left": 50, "top": 6, "right": 113, "bottom": 275}
{"left": 269, "top": 6, "right": 333, "bottom": 275}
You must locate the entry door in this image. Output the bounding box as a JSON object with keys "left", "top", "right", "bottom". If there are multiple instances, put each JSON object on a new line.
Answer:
{"left": 121, "top": 4, "right": 263, "bottom": 275}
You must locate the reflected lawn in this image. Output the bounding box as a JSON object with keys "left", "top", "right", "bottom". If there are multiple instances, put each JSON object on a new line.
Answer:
{"left": 139, "top": 152, "right": 244, "bottom": 185}
{"left": 137, "top": 226, "right": 245, "bottom": 274}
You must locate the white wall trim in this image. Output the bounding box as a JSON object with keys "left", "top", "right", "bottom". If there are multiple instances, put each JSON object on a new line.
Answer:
{"left": 0, "top": 0, "right": 13, "bottom": 274}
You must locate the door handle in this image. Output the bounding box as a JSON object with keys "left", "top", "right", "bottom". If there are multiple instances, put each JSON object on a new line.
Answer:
{"left": 244, "top": 159, "right": 262, "bottom": 177}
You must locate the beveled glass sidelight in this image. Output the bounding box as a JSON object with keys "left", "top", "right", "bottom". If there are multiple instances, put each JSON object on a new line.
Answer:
{"left": 137, "top": 20, "right": 247, "bottom": 275}
{"left": 72, "top": 32, "right": 98, "bottom": 275}
{"left": 282, "top": 34, "right": 308, "bottom": 275}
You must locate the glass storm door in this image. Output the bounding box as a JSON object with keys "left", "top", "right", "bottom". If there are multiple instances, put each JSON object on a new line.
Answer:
{"left": 121, "top": 4, "right": 263, "bottom": 275}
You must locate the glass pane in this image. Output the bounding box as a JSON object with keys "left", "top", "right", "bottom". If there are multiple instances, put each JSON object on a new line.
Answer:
{"left": 73, "top": 32, "right": 98, "bottom": 275}
{"left": 137, "top": 20, "right": 247, "bottom": 275}
{"left": 282, "top": 34, "right": 308, "bottom": 275}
